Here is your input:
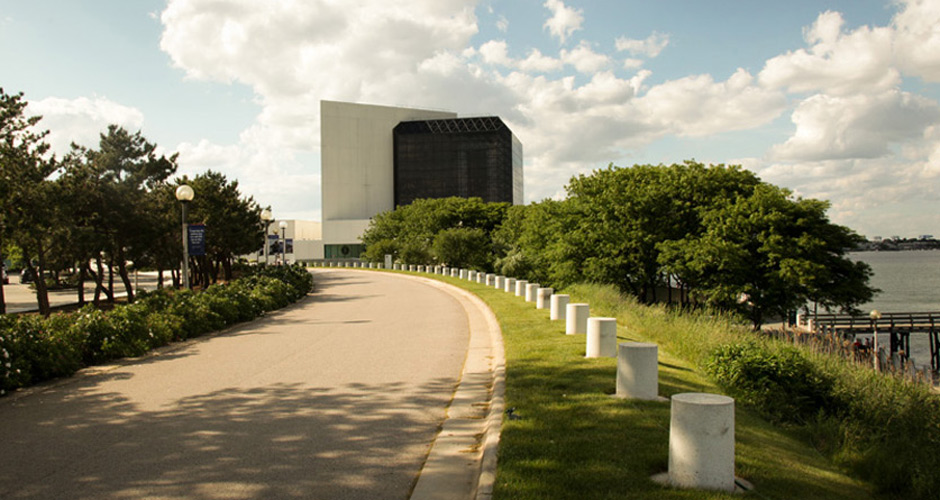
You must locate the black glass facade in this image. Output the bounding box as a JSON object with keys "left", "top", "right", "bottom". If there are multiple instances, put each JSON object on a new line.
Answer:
{"left": 393, "top": 117, "right": 523, "bottom": 206}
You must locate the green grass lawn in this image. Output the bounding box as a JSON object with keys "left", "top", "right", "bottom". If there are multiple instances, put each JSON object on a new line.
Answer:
{"left": 428, "top": 275, "right": 877, "bottom": 500}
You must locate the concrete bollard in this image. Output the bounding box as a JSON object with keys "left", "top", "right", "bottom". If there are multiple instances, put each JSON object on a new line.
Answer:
{"left": 536, "top": 287, "right": 553, "bottom": 309}
{"left": 515, "top": 279, "right": 528, "bottom": 297}
{"left": 459, "top": 269, "right": 467, "bottom": 279}
{"left": 452, "top": 268, "right": 458, "bottom": 278}
{"left": 525, "top": 283, "right": 540, "bottom": 302}
{"left": 616, "top": 342, "right": 660, "bottom": 400}
{"left": 477, "top": 272, "right": 485, "bottom": 284}
{"left": 504, "top": 277, "right": 516, "bottom": 293}
{"left": 586, "top": 317, "right": 617, "bottom": 358}
{"left": 551, "top": 294, "right": 569, "bottom": 320}
{"left": 495, "top": 276, "right": 504, "bottom": 289}
{"left": 566, "top": 303, "right": 589, "bottom": 335}
{"left": 486, "top": 273, "right": 495, "bottom": 286}
{"left": 408, "top": 265, "right": 414, "bottom": 272}
{"left": 668, "top": 393, "right": 736, "bottom": 492}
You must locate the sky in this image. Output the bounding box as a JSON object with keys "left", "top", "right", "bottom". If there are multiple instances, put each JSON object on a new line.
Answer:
{"left": 2, "top": 0, "right": 940, "bottom": 239}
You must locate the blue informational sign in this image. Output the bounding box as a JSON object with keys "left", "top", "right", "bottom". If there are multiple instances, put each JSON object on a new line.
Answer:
{"left": 188, "top": 224, "right": 206, "bottom": 256}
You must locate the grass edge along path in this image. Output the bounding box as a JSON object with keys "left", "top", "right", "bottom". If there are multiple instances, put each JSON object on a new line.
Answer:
{"left": 420, "top": 274, "right": 876, "bottom": 500}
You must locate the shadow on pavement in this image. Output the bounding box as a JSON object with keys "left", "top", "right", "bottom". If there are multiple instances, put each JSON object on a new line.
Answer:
{"left": 0, "top": 378, "right": 458, "bottom": 500}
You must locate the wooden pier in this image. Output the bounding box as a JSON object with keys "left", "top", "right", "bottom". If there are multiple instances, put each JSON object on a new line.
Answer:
{"left": 801, "top": 312, "right": 940, "bottom": 371}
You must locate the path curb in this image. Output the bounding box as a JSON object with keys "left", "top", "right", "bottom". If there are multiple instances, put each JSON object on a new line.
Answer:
{"left": 402, "top": 275, "right": 506, "bottom": 500}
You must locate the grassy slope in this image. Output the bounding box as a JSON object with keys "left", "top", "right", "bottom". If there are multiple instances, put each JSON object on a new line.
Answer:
{"left": 430, "top": 276, "right": 875, "bottom": 500}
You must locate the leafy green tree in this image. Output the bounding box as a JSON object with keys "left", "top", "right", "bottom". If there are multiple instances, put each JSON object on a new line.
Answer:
{"left": 432, "top": 227, "right": 491, "bottom": 270}
{"left": 57, "top": 126, "right": 178, "bottom": 303}
{"left": 659, "top": 184, "right": 875, "bottom": 328}
{"left": 180, "top": 171, "right": 264, "bottom": 285}
{"left": 0, "top": 88, "right": 60, "bottom": 315}
{"left": 493, "top": 199, "right": 578, "bottom": 287}
{"left": 362, "top": 197, "right": 509, "bottom": 268}
{"left": 563, "top": 162, "right": 760, "bottom": 302}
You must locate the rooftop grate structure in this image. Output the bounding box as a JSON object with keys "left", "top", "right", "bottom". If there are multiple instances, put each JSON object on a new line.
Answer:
{"left": 396, "top": 116, "right": 507, "bottom": 135}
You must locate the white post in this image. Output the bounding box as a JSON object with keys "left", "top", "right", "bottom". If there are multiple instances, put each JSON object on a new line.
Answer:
{"left": 586, "top": 317, "right": 617, "bottom": 358}
{"left": 616, "top": 342, "right": 659, "bottom": 400}
{"left": 515, "top": 280, "right": 528, "bottom": 297}
{"left": 505, "top": 277, "right": 516, "bottom": 293}
{"left": 551, "top": 294, "right": 570, "bottom": 320}
{"left": 486, "top": 273, "right": 495, "bottom": 286}
{"left": 495, "top": 276, "right": 505, "bottom": 289}
{"left": 477, "top": 272, "right": 485, "bottom": 284}
{"left": 459, "top": 269, "right": 467, "bottom": 279}
{"left": 536, "top": 287, "right": 553, "bottom": 309}
{"left": 566, "top": 303, "right": 589, "bottom": 335}
{"left": 668, "top": 393, "right": 736, "bottom": 492}
{"left": 525, "top": 283, "right": 540, "bottom": 302}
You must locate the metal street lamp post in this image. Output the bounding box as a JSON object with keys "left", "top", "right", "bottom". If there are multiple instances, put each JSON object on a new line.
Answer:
{"left": 279, "top": 220, "right": 288, "bottom": 265}
{"left": 175, "top": 184, "right": 195, "bottom": 289}
{"left": 260, "top": 208, "right": 272, "bottom": 265}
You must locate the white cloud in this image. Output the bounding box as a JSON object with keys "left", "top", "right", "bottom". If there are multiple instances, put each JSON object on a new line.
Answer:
{"left": 542, "top": 0, "right": 582, "bottom": 44}
{"left": 759, "top": 10, "right": 898, "bottom": 95}
{"left": 518, "top": 48, "right": 563, "bottom": 73}
{"left": 479, "top": 40, "right": 512, "bottom": 66}
{"left": 770, "top": 90, "right": 940, "bottom": 161}
{"left": 615, "top": 31, "right": 670, "bottom": 58}
{"left": 26, "top": 96, "right": 145, "bottom": 155}
{"left": 496, "top": 14, "right": 509, "bottom": 32}
{"left": 893, "top": 0, "right": 940, "bottom": 82}
{"left": 153, "top": 0, "right": 940, "bottom": 238}
{"left": 175, "top": 138, "right": 322, "bottom": 220}
{"left": 560, "top": 41, "right": 611, "bottom": 73}
{"left": 636, "top": 69, "right": 787, "bottom": 137}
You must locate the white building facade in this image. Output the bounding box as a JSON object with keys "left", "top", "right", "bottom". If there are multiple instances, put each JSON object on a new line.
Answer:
{"left": 320, "top": 100, "right": 456, "bottom": 259}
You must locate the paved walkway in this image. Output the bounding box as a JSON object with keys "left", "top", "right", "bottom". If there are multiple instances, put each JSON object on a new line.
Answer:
{"left": 0, "top": 269, "right": 501, "bottom": 500}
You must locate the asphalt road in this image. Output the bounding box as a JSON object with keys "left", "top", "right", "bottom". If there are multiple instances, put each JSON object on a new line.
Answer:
{"left": 0, "top": 269, "right": 471, "bottom": 500}
{"left": 2, "top": 271, "right": 166, "bottom": 313}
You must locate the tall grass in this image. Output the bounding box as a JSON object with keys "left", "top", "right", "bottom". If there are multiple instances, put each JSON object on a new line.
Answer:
{"left": 569, "top": 282, "right": 940, "bottom": 499}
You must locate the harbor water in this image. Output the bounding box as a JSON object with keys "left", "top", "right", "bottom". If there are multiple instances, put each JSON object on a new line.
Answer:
{"left": 847, "top": 250, "right": 940, "bottom": 368}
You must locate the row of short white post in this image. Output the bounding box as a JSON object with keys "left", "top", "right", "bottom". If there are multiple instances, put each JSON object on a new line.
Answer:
{"left": 449, "top": 267, "right": 738, "bottom": 493}
{"left": 331, "top": 262, "right": 738, "bottom": 492}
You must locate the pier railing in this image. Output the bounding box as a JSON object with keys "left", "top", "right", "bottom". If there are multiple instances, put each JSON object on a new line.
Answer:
{"left": 778, "top": 312, "right": 940, "bottom": 383}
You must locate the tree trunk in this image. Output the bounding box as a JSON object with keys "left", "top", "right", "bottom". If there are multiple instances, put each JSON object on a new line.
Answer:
{"left": 26, "top": 238, "right": 51, "bottom": 316}
{"left": 116, "top": 247, "right": 134, "bottom": 303}
{"left": 92, "top": 256, "right": 112, "bottom": 305}
{"left": 157, "top": 268, "right": 164, "bottom": 290}
{"left": 107, "top": 256, "right": 115, "bottom": 301}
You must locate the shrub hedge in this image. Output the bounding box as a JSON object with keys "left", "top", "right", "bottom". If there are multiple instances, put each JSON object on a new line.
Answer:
{"left": 0, "top": 264, "right": 314, "bottom": 396}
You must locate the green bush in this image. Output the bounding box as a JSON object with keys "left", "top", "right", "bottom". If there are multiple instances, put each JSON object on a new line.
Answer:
{"left": 0, "top": 264, "right": 314, "bottom": 396}
{"left": 706, "top": 342, "right": 839, "bottom": 424}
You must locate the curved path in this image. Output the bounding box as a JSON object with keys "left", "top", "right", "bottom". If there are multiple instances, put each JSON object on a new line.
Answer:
{"left": 0, "top": 269, "right": 501, "bottom": 500}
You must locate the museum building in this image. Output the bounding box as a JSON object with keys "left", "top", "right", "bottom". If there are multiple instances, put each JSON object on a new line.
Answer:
{"left": 320, "top": 100, "right": 523, "bottom": 259}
